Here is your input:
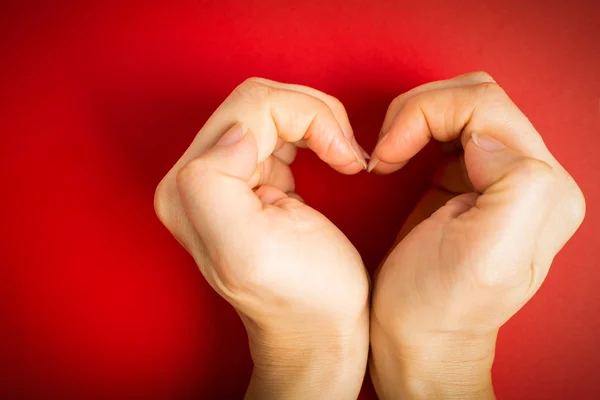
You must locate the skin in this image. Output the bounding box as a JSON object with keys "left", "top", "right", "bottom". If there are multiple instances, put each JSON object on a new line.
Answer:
{"left": 368, "top": 72, "right": 585, "bottom": 399}
{"left": 155, "top": 73, "right": 585, "bottom": 399}
{"left": 154, "top": 78, "right": 370, "bottom": 399}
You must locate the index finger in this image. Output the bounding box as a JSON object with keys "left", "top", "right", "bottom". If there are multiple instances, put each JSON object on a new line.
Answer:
{"left": 370, "top": 74, "right": 555, "bottom": 174}
{"left": 176, "top": 78, "right": 366, "bottom": 177}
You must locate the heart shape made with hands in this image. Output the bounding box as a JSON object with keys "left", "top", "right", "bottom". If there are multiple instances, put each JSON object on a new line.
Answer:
{"left": 155, "top": 72, "right": 584, "bottom": 323}
{"left": 154, "top": 74, "right": 585, "bottom": 399}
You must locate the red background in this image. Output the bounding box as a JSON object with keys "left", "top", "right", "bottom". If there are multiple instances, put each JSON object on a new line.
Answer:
{"left": 2, "top": 1, "right": 599, "bottom": 399}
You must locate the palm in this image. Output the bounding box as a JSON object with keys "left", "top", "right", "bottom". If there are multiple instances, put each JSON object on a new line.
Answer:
{"left": 374, "top": 151, "right": 477, "bottom": 331}
{"left": 376, "top": 147, "right": 535, "bottom": 334}
{"left": 259, "top": 202, "right": 368, "bottom": 318}
{"left": 392, "top": 150, "right": 472, "bottom": 245}
{"left": 194, "top": 152, "right": 369, "bottom": 326}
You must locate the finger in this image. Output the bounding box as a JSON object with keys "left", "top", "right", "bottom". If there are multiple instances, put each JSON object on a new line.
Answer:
{"left": 432, "top": 152, "right": 473, "bottom": 194}
{"left": 250, "top": 78, "right": 371, "bottom": 168}
{"left": 272, "top": 142, "right": 297, "bottom": 164}
{"left": 458, "top": 144, "right": 556, "bottom": 287}
{"left": 254, "top": 185, "right": 290, "bottom": 206}
{"left": 156, "top": 79, "right": 364, "bottom": 256}
{"left": 158, "top": 78, "right": 366, "bottom": 270}
{"left": 249, "top": 155, "right": 295, "bottom": 193}
{"left": 378, "top": 71, "right": 496, "bottom": 140}
{"left": 370, "top": 73, "right": 585, "bottom": 280}
{"left": 176, "top": 124, "right": 262, "bottom": 264}
{"left": 369, "top": 74, "right": 553, "bottom": 175}
{"left": 465, "top": 134, "right": 584, "bottom": 264}
{"left": 449, "top": 137, "right": 568, "bottom": 288}
{"left": 253, "top": 186, "right": 306, "bottom": 208}
{"left": 249, "top": 77, "right": 355, "bottom": 140}
{"left": 367, "top": 159, "right": 408, "bottom": 174}
{"left": 411, "top": 142, "right": 556, "bottom": 293}
{"left": 181, "top": 78, "right": 366, "bottom": 176}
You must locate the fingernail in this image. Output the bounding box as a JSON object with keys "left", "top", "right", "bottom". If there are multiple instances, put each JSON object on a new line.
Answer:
{"left": 367, "top": 133, "right": 388, "bottom": 171}
{"left": 472, "top": 133, "right": 505, "bottom": 152}
{"left": 367, "top": 157, "right": 380, "bottom": 172}
{"left": 374, "top": 133, "right": 389, "bottom": 149}
{"left": 359, "top": 144, "right": 371, "bottom": 160}
{"left": 345, "top": 137, "right": 367, "bottom": 170}
{"left": 216, "top": 123, "right": 246, "bottom": 146}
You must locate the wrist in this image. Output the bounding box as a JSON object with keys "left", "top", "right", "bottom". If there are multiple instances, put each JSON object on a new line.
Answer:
{"left": 370, "top": 314, "right": 497, "bottom": 400}
{"left": 243, "top": 309, "right": 370, "bottom": 400}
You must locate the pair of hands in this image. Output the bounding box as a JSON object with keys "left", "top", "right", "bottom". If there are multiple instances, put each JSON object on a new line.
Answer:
{"left": 155, "top": 73, "right": 585, "bottom": 399}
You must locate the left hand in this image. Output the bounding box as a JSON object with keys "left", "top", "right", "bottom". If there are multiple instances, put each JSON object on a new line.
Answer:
{"left": 154, "top": 78, "right": 370, "bottom": 399}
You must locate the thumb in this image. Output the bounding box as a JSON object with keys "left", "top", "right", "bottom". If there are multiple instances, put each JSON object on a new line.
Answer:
{"left": 176, "top": 123, "right": 262, "bottom": 254}
{"left": 466, "top": 133, "right": 529, "bottom": 192}
{"left": 465, "top": 132, "right": 555, "bottom": 230}
{"left": 461, "top": 133, "right": 555, "bottom": 278}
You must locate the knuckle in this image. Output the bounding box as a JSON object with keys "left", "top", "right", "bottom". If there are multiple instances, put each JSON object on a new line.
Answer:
{"left": 465, "top": 71, "right": 496, "bottom": 83}
{"left": 153, "top": 178, "right": 172, "bottom": 226}
{"left": 244, "top": 76, "right": 270, "bottom": 85}
{"left": 388, "top": 93, "right": 406, "bottom": 112}
{"left": 234, "top": 78, "right": 272, "bottom": 102}
{"left": 564, "top": 178, "right": 586, "bottom": 228}
{"left": 175, "top": 158, "right": 208, "bottom": 193}
{"left": 401, "top": 93, "right": 437, "bottom": 127}
{"left": 403, "top": 94, "right": 421, "bottom": 112}
{"left": 242, "top": 76, "right": 264, "bottom": 85}
{"left": 515, "top": 157, "right": 555, "bottom": 181}
{"left": 321, "top": 130, "right": 338, "bottom": 160}
{"left": 472, "top": 81, "right": 503, "bottom": 99}
{"left": 325, "top": 94, "right": 347, "bottom": 115}
{"left": 510, "top": 158, "right": 557, "bottom": 193}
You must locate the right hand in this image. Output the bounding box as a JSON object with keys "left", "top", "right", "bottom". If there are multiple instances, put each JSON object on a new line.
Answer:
{"left": 368, "top": 72, "right": 586, "bottom": 399}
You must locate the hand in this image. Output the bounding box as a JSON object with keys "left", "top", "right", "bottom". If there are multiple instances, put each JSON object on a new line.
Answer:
{"left": 154, "top": 78, "right": 370, "bottom": 399}
{"left": 368, "top": 72, "right": 586, "bottom": 399}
